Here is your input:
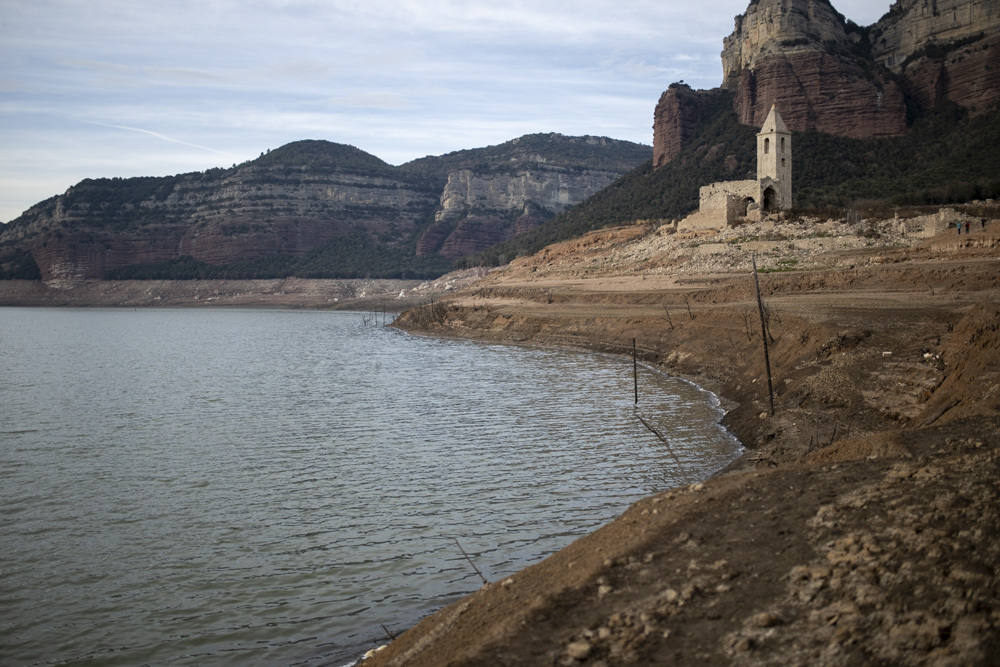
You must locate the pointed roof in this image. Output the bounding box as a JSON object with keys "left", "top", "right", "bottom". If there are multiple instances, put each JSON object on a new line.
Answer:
{"left": 759, "top": 104, "right": 789, "bottom": 134}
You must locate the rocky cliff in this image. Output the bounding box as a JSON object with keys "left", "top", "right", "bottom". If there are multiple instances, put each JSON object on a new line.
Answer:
{"left": 654, "top": 0, "right": 1000, "bottom": 167}
{"left": 872, "top": 0, "right": 1000, "bottom": 113}
{"left": 417, "top": 163, "right": 627, "bottom": 259}
{"left": 0, "top": 135, "right": 649, "bottom": 281}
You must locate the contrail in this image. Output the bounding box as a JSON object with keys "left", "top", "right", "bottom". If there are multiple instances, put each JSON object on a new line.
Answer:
{"left": 88, "top": 121, "right": 228, "bottom": 155}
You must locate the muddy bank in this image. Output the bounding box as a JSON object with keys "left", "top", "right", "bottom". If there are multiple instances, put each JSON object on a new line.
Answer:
{"left": 0, "top": 269, "right": 493, "bottom": 311}
{"left": 367, "top": 220, "right": 1000, "bottom": 665}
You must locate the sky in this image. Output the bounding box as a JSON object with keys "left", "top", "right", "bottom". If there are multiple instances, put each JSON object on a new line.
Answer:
{"left": 0, "top": 1, "right": 888, "bottom": 222}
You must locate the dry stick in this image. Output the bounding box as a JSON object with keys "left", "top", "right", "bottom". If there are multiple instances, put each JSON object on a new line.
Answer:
{"left": 381, "top": 624, "right": 397, "bottom": 641}
{"left": 636, "top": 412, "right": 683, "bottom": 466}
{"left": 662, "top": 304, "right": 674, "bottom": 329}
{"left": 633, "top": 338, "right": 639, "bottom": 405}
{"left": 752, "top": 253, "right": 776, "bottom": 416}
{"left": 685, "top": 295, "right": 695, "bottom": 320}
{"left": 454, "top": 538, "right": 488, "bottom": 585}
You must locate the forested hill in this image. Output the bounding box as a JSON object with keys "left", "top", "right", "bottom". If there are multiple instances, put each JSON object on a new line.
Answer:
{"left": 400, "top": 133, "right": 654, "bottom": 181}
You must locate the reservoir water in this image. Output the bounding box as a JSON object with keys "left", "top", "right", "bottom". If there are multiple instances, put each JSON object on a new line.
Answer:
{"left": 0, "top": 308, "right": 740, "bottom": 665}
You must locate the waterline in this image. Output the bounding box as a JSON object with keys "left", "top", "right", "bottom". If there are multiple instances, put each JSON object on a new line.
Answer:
{"left": 0, "top": 308, "right": 740, "bottom": 665}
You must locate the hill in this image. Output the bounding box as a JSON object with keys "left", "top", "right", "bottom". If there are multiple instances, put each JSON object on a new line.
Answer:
{"left": 0, "top": 136, "right": 650, "bottom": 282}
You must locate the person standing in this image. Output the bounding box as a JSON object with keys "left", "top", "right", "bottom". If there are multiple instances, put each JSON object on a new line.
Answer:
{"left": 965, "top": 221, "right": 971, "bottom": 234}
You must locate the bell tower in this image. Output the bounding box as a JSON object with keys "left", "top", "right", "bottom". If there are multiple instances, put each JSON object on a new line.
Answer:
{"left": 756, "top": 105, "right": 792, "bottom": 211}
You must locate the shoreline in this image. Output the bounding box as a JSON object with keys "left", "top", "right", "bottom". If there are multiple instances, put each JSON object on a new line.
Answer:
{"left": 0, "top": 269, "right": 492, "bottom": 312}
{"left": 363, "top": 221, "right": 1000, "bottom": 664}
{"left": 4, "top": 217, "right": 999, "bottom": 663}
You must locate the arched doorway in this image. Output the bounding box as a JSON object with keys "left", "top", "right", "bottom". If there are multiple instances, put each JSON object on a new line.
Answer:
{"left": 762, "top": 186, "right": 777, "bottom": 212}
{"left": 740, "top": 197, "right": 755, "bottom": 216}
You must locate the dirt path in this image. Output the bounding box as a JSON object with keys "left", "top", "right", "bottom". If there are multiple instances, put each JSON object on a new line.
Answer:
{"left": 369, "top": 219, "right": 1000, "bottom": 665}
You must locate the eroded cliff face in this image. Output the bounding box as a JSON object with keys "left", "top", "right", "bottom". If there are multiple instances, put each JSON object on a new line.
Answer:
{"left": 871, "top": 0, "right": 1000, "bottom": 69}
{"left": 9, "top": 162, "right": 439, "bottom": 282}
{"left": 653, "top": 86, "right": 732, "bottom": 168}
{"left": 654, "top": 0, "right": 1000, "bottom": 167}
{"left": 721, "top": 0, "right": 908, "bottom": 137}
{"left": 416, "top": 166, "right": 626, "bottom": 258}
{"left": 720, "top": 0, "right": 853, "bottom": 78}
{"left": 872, "top": 0, "right": 1000, "bottom": 113}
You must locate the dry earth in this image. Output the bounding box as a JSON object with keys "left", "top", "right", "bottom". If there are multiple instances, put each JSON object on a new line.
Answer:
{"left": 0, "top": 270, "right": 490, "bottom": 312}
{"left": 367, "top": 210, "right": 1000, "bottom": 665}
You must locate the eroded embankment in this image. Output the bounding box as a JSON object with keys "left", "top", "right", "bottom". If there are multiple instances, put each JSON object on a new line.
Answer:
{"left": 366, "top": 239, "right": 1000, "bottom": 665}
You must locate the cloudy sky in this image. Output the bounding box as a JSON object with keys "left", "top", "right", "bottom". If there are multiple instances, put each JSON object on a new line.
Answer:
{"left": 0, "top": 1, "right": 887, "bottom": 222}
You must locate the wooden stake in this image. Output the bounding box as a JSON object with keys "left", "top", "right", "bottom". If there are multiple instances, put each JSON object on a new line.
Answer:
{"left": 635, "top": 413, "right": 682, "bottom": 466}
{"left": 752, "top": 253, "right": 775, "bottom": 416}
{"left": 662, "top": 304, "right": 674, "bottom": 329}
{"left": 633, "top": 338, "right": 639, "bottom": 405}
{"left": 454, "top": 538, "right": 488, "bottom": 585}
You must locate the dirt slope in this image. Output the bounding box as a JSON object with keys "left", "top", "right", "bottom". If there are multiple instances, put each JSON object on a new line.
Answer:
{"left": 370, "top": 213, "right": 1000, "bottom": 665}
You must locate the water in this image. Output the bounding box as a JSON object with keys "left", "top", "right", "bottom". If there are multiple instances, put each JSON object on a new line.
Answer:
{"left": 0, "top": 308, "right": 740, "bottom": 665}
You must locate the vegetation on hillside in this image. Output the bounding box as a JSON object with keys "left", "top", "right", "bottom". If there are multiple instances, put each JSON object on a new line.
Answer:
{"left": 251, "top": 140, "right": 395, "bottom": 175}
{"left": 399, "top": 133, "right": 652, "bottom": 182}
{"left": 461, "top": 100, "right": 1000, "bottom": 267}
{"left": 794, "top": 106, "right": 1000, "bottom": 208}
{"left": 0, "top": 245, "right": 41, "bottom": 279}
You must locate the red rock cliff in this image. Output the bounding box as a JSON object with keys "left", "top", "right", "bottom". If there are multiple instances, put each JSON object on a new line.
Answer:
{"left": 723, "top": 0, "right": 908, "bottom": 137}
{"left": 871, "top": 0, "right": 1000, "bottom": 114}
{"left": 653, "top": 0, "right": 999, "bottom": 167}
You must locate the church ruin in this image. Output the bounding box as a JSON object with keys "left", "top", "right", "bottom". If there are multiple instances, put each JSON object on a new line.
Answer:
{"left": 680, "top": 104, "right": 792, "bottom": 231}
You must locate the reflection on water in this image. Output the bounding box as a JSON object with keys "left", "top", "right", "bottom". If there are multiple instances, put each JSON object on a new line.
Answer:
{"left": 0, "top": 308, "right": 739, "bottom": 665}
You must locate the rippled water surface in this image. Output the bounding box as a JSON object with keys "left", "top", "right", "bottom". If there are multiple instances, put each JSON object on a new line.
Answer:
{"left": 0, "top": 308, "right": 740, "bottom": 665}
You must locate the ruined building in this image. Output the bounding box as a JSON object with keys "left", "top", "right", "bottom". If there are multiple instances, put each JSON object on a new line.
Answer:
{"left": 680, "top": 104, "right": 791, "bottom": 231}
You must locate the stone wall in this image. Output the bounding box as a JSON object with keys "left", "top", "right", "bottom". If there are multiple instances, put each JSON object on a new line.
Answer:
{"left": 688, "top": 180, "right": 760, "bottom": 230}
{"left": 700, "top": 181, "right": 759, "bottom": 213}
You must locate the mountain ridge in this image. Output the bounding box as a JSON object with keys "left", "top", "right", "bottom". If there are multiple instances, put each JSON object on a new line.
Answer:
{"left": 0, "top": 134, "right": 650, "bottom": 282}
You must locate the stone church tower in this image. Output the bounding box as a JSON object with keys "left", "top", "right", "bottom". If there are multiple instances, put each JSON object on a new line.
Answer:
{"left": 756, "top": 105, "right": 792, "bottom": 212}
{"left": 680, "top": 103, "right": 793, "bottom": 230}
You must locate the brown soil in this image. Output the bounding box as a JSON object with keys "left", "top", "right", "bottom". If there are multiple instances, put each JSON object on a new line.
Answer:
{"left": 0, "top": 272, "right": 488, "bottom": 312}
{"left": 368, "top": 216, "right": 1000, "bottom": 665}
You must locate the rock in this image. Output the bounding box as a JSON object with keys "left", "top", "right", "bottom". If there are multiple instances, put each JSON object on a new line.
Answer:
{"left": 565, "top": 640, "right": 593, "bottom": 660}
{"left": 653, "top": 86, "right": 730, "bottom": 168}
{"left": 751, "top": 611, "right": 783, "bottom": 628}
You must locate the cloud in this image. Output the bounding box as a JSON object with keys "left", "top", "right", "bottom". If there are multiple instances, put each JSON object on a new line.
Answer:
{"left": 85, "top": 122, "right": 229, "bottom": 155}
{"left": 327, "top": 92, "right": 413, "bottom": 111}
